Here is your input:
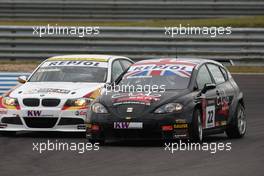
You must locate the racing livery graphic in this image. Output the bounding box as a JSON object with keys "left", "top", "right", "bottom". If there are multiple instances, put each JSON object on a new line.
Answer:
{"left": 87, "top": 58, "right": 246, "bottom": 143}
{"left": 0, "top": 55, "right": 133, "bottom": 135}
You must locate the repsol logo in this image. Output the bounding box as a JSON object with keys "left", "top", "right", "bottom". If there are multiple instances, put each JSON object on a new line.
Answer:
{"left": 28, "top": 110, "right": 42, "bottom": 117}
{"left": 48, "top": 61, "right": 100, "bottom": 67}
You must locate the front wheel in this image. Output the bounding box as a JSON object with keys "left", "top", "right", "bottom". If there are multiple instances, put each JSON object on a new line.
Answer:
{"left": 226, "top": 103, "right": 246, "bottom": 138}
{"left": 189, "top": 108, "right": 203, "bottom": 142}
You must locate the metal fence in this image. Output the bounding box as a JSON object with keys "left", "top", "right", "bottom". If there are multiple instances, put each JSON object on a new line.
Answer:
{"left": 0, "top": 26, "right": 264, "bottom": 62}
{"left": 0, "top": 0, "right": 264, "bottom": 21}
{"left": 0, "top": 72, "right": 30, "bottom": 95}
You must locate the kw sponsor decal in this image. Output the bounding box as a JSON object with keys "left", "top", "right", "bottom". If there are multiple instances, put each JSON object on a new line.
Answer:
{"left": 27, "top": 110, "right": 42, "bottom": 117}
{"left": 114, "top": 122, "right": 143, "bottom": 129}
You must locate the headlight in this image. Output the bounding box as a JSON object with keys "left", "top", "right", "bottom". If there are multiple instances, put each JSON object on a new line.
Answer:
{"left": 3, "top": 97, "right": 19, "bottom": 106}
{"left": 154, "top": 103, "right": 183, "bottom": 114}
{"left": 65, "top": 98, "right": 93, "bottom": 107}
{"left": 91, "top": 103, "right": 108, "bottom": 113}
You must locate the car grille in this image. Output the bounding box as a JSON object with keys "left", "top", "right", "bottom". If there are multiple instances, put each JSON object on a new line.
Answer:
{"left": 58, "top": 118, "right": 84, "bottom": 125}
{"left": 23, "top": 98, "right": 40, "bottom": 107}
{"left": 116, "top": 104, "right": 146, "bottom": 117}
{"left": 23, "top": 117, "right": 58, "bottom": 128}
{"left": 42, "top": 99, "right": 60, "bottom": 107}
{"left": 22, "top": 98, "right": 60, "bottom": 107}
{"left": 1, "top": 117, "right": 22, "bottom": 125}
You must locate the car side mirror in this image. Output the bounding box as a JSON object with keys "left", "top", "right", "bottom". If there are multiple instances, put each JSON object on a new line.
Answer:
{"left": 201, "top": 83, "right": 216, "bottom": 94}
{"left": 18, "top": 76, "right": 27, "bottom": 84}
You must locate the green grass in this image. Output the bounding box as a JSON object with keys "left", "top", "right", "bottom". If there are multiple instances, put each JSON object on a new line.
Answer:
{"left": 227, "top": 66, "right": 264, "bottom": 73}
{"left": 1, "top": 16, "right": 264, "bottom": 27}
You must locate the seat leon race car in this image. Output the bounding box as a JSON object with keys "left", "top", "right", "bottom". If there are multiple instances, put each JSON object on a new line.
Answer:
{"left": 0, "top": 55, "right": 133, "bottom": 135}
{"left": 87, "top": 58, "right": 246, "bottom": 143}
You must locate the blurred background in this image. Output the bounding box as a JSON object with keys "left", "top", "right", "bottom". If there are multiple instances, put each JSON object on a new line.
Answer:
{"left": 0, "top": 0, "right": 264, "bottom": 70}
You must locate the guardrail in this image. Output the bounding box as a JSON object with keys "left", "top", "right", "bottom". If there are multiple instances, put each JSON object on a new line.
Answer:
{"left": 0, "top": 72, "right": 30, "bottom": 95}
{"left": 0, "top": 26, "right": 264, "bottom": 62}
{"left": 0, "top": 0, "right": 264, "bottom": 20}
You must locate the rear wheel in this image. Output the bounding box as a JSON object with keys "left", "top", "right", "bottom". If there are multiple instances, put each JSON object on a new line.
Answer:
{"left": 226, "top": 103, "right": 246, "bottom": 138}
{"left": 189, "top": 108, "right": 203, "bottom": 142}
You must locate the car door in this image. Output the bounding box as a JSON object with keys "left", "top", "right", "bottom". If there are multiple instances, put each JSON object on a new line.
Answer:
{"left": 196, "top": 64, "right": 218, "bottom": 129}
{"left": 207, "top": 64, "right": 234, "bottom": 124}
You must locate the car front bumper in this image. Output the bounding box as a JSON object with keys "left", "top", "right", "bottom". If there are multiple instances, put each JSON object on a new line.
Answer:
{"left": 87, "top": 112, "right": 192, "bottom": 141}
{"left": 0, "top": 108, "right": 87, "bottom": 132}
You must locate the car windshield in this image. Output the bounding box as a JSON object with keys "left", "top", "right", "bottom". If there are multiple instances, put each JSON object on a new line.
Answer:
{"left": 29, "top": 60, "right": 108, "bottom": 82}
{"left": 118, "top": 61, "right": 195, "bottom": 90}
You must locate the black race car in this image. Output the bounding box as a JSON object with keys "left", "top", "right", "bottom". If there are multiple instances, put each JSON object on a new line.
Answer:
{"left": 86, "top": 58, "right": 246, "bottom": 143}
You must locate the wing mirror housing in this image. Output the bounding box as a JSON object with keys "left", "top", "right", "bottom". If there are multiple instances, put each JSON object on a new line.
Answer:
{"left": 18, "top": 76, "right": 27, "bottom": 84}
{"left": 201, "top": 83, "right": 216, "bottom": 94}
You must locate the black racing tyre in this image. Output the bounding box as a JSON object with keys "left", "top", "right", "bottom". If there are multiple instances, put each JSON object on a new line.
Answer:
{"left": 87, "top": 134, "right": 105, "bottom": 145}
{"left": 189, "top": 108, "right": 203, "bottom": 142}
{"left": 0, "top": 131, "right": 16, "bottom": 136}
{"left": 226, "top": 103, "right": 246, "bottom": 138}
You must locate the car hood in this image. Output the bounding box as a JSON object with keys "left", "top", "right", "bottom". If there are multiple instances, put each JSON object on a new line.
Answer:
{"left": 9, "top": 82, "right": 104, "bottom": 99}
{"left": 102, "top": 89, "right": 190, "bottom": 108}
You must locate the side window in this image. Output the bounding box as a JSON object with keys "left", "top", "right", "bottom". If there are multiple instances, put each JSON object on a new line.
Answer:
{"left": 207, "top": 64, "right": 226, "bottom": 84}
{"left": 120, "top": 60, "right": 133, "bottom": 70}
{"left": 220, "top": 66, "right": 228, "bottom": 80}
{"left": 196, "top": 65, "right": 213, "bottom": 89}
{"left": 112, "top": 60, "right": 124, "bottom": 82}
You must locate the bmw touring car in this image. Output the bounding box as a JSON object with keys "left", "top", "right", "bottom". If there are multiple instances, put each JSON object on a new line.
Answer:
{"left": 0, "top": 55, "right": 133, "bottom": 135}
{"left": 87, "top": 58, "right": 246, "bottom": 143}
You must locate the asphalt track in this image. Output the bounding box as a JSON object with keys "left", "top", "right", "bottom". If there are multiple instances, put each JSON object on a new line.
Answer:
{"left": 0, "top": 74, "right": 263, "bottom": 176}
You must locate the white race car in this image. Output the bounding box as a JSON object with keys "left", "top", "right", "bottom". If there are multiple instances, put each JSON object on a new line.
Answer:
{"left": 0, "top": 55, "right": 133, "bottom": 135}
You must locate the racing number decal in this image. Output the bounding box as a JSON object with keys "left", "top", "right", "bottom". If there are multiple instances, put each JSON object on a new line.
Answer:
{"left": 206, "top": 105, "right": 215, "bottom": 128}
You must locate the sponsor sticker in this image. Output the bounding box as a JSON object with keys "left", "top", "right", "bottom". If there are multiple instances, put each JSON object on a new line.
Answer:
{"left": 75, "top": 111, "right": 87, "bottom": 116}
{"left": 27, "top": 110, "right": 42, "bottom": 117}
{"left": 174, "top": 124, "right": 188, "bottom": 129}
{"left": 0, "top": 110, "right": 8, "bottom": 115}
{"left": 205, "top": 105, "right": 215, "bottom": 128}
{"left": 125, "top": 60, "right": 195, "bottom": 78}
{"left": 26, "top": 110, "right": 54, "bottom": 117}
{"left": 112, "top": 93, "right": 161, "bottom": 106}
{"left": 41, "top": 61, "right": 107, "bottom": 68}
{"left": 114, "top": 122, "right": 143, "bottom": 129}
{"left": 25, "top": 88, "right": 70, "bottom": 94}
